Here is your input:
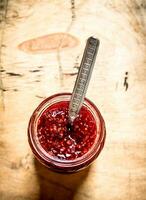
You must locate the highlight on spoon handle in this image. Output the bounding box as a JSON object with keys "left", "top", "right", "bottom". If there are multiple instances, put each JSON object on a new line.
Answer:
{"left": 69, "top": 37, "right": 100, "bottom": 123}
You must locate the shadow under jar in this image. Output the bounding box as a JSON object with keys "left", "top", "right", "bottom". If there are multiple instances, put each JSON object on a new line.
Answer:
{"left": 28, "top": 93, "right": 106, "bottom": 173}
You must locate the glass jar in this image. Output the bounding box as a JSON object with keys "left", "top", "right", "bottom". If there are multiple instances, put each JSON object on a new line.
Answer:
{"left": 28, "top": 93, "right": 106, "bottom": 173}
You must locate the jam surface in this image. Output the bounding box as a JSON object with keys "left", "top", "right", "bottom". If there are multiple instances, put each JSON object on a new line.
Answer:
{"left": 37, "top": 101, "right": 97, "bottom": 160}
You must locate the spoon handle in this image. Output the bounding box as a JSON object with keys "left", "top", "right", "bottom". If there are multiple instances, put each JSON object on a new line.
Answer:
{"left": 69, "top": 37, "right": 100, "bottom": 123}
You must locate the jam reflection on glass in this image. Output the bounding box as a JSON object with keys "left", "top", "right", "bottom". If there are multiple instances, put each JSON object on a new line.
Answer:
{"left": 37, "top": 101, "right": 97, "bottom": 160}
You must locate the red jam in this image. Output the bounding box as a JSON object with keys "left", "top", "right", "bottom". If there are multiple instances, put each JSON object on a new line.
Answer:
{"left": 37, "top": 101, "right": 97, "bottom": 160}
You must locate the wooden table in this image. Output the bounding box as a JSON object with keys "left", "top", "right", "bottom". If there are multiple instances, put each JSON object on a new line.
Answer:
{"left": 0, "top": 0, "right": 146, "bottom": 199}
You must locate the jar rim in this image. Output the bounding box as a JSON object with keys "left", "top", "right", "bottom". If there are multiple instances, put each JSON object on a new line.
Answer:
{"left": 28, "top": 93, "right": 106, "bottom": 169}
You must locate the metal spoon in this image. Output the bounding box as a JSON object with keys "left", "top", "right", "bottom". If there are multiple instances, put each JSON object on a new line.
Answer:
{"left": 68, "top": 36, "right": 100, "bottom": 123}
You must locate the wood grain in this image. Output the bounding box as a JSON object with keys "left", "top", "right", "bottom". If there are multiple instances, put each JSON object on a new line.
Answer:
{"left": 18, "top": 33, "right": 79, "bottom": 54}
{"left": 0, "top": 0, "right": 146, "bottom": 200}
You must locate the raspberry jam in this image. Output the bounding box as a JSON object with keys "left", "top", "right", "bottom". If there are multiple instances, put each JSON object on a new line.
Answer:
{"left": 37, "top": 101, "right": 96, "bottom": 160}
{"left": 28, "top": 93, "right": 106, "bottom": 173}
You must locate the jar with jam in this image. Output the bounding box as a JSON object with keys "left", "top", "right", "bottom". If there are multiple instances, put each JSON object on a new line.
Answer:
{"left": 28, "top": 93, "right": 106, "bottom": 173}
